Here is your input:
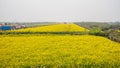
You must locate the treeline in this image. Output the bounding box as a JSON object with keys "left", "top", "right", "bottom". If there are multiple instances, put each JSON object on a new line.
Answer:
{"left": 0, "top": 31, "right": 89, "bottom": 35}
{"left": 75, "top": 22, "right": 120, "bottom": 43}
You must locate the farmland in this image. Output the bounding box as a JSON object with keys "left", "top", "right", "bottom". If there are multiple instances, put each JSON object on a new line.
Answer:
{"left": 0, "top": 23, "right": 120, "bottom": 68}
{"left": 10, "top": 24, "right": 88, "bottom": 32}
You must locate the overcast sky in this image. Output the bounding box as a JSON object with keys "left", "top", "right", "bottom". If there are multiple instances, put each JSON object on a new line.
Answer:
{"left": 0, "top": 0, "right": 120, "bottom": 22}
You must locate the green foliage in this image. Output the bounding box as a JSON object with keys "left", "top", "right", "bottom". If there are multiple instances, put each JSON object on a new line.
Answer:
{"left": 89, "top": 27, "right": 102, "bottom": 34}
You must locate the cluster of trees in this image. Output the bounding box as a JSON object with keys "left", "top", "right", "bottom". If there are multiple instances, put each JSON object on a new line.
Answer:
{"left": 75, "top": 22, "right": 120, "bottom": 43}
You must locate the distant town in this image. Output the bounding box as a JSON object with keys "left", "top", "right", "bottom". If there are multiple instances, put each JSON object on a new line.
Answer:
{"left": 0, "top": 22, "right": 57, "bottom": 30}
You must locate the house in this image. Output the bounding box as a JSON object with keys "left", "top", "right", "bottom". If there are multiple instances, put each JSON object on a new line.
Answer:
{"left": 1, "top": 25, "right": 12, "bottom": 30}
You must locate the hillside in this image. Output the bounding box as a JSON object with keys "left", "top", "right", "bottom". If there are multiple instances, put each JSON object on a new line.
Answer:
{"left": 11, "top": 24, "right": 88, "bottom": 32}
{"left": 0, "top": 35, "right": 120, "bottom": 67}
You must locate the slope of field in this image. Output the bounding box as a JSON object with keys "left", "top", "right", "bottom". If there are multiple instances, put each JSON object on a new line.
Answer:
{"left": 0, "top": 35, "right": 120, "bottom": 68}
{"left": 11, "top": 24, "right": 88, "bottom": 32}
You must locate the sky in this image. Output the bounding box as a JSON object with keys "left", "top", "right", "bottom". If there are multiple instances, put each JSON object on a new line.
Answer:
{"left": 0, "top": 0, "right": 120, "bottom": 22}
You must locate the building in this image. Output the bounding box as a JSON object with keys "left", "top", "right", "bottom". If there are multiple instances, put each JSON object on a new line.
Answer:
{"left": 0, "top": 26, "right": 12, "bottom": 30}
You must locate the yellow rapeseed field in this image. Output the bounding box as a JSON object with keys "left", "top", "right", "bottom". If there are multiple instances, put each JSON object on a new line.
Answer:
{"left": 11, "top": 24, "right": 88, "bottom": 32}
{"left": 0, "top": 24, "right": 120, "bottom": 68}
{"left": 0, "top": 35, "right": 120, "bottom": 68}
